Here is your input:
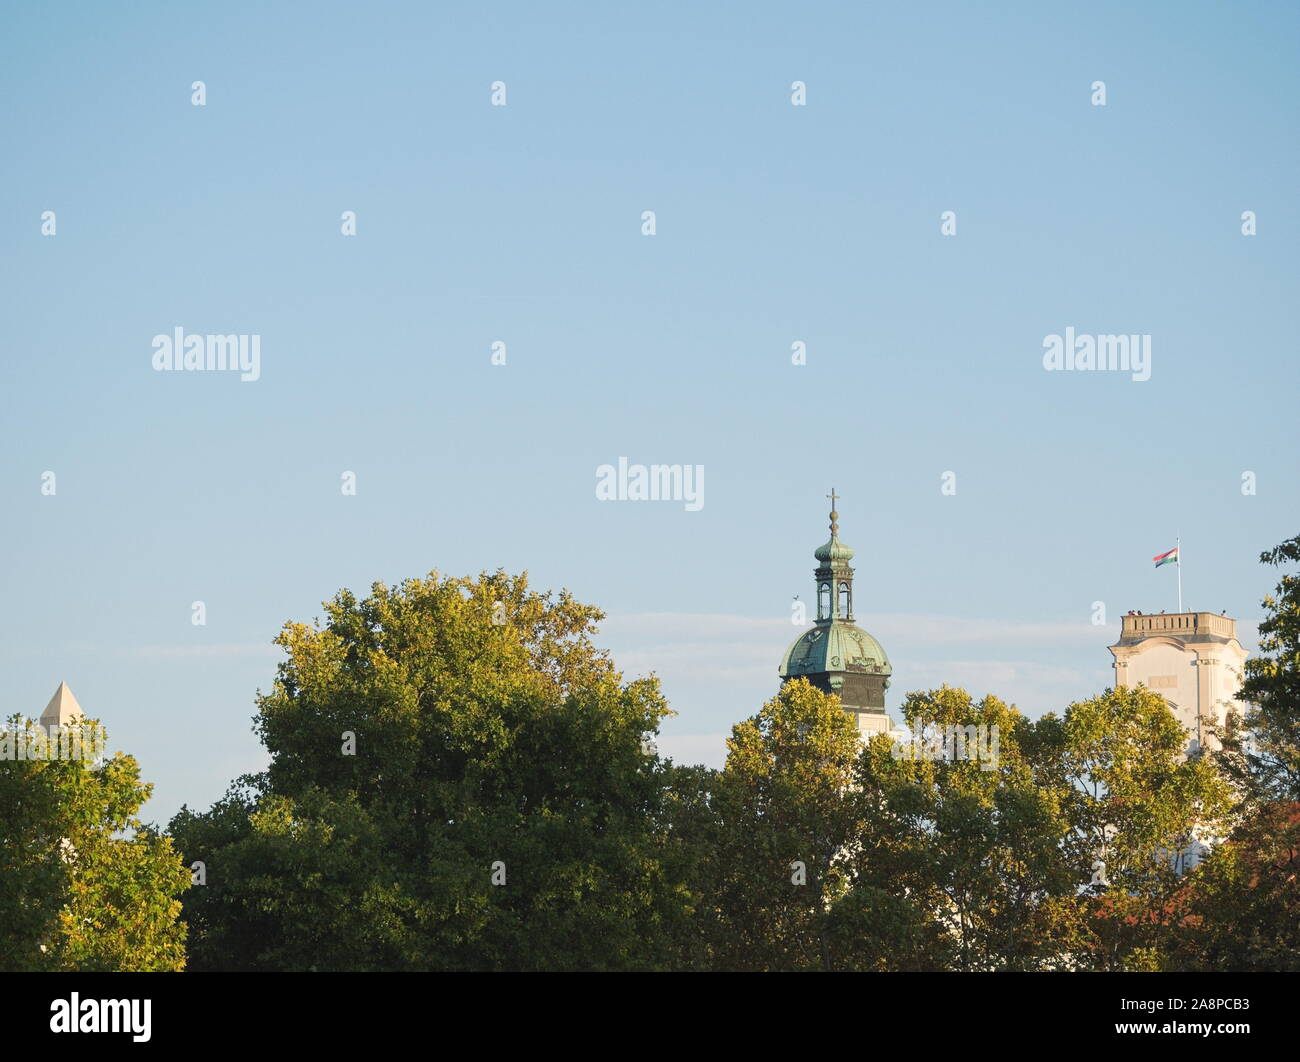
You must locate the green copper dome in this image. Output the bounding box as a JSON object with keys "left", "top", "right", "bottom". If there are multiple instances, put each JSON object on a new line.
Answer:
{"left": 814, "top": 535, "right": 855, "bottom": 564}
{"left": 779, "top": 622, "right": 891, "bottom": 680}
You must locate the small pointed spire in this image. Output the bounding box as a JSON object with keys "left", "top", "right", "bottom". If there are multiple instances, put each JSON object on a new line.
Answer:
{"left": 827, "top": 487, "right": 840, "bottom": 537}
{"left": 40, "top": 682, "right": 84, "bottom": 727}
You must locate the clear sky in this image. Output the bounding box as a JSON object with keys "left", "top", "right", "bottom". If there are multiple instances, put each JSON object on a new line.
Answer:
{"left": 3, "top": 1, "right": 1297, "bottom": 825}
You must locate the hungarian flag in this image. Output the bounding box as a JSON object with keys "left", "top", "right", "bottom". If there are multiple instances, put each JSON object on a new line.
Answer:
{"left": 1153, "top": 546, "right": 1179, "bottom": 568}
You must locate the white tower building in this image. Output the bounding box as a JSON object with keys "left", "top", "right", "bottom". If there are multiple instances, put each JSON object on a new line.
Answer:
{"left": 1108, "top": 611, "right": 1248, "bottom": 754}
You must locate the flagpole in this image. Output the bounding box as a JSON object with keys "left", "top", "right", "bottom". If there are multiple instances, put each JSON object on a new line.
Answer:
{"left": 1177, "top": 534, "right": 1183, "bottom": 613}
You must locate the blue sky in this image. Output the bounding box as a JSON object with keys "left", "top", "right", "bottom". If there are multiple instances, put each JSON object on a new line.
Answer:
{"left": 2, "top": 1, "right": 1297, "bottom": 824}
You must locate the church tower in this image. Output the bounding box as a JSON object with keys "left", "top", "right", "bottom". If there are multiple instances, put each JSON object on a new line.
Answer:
{"left": 779, "top": 492, "right": 893, "bottom": 737}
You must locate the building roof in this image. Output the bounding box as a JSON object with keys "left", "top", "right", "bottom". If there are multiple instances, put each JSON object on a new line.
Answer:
{"left": 814, "top": 530, "right": 855, "bottom": 565}
{"left": 780, "top": 621, "right": 892, "bottom": 679}
{"left": 40, "top": 682, "right": 84, "bottom": 727}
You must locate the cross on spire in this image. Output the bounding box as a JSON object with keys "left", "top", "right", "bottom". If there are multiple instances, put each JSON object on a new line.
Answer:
{"left": 827, "top": 488, "right": 840, "bottom": 535}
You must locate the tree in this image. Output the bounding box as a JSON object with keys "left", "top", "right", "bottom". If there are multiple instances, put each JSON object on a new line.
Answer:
{"left": 853, "top": 686, "right": 1072, "bottom": 971}
{"left": 656, "top": 761, "right": 725, "bottom": 969}
{"left": 1163, "top": 800, "right": 1300, "bottom": 971}
{"left": 1034, "top": 687, "right": 1233, "bottom": 971}
{"left": 1224, "top": 533, "right": 1300, "bottom": 801}
{"left": 0, "top": 717, "right": 189, "bottom": 971}
{"left": 704, "top": 679, "right": 867, "bottom": 970}
{"left": 170, "top": 570, "right": 692, "bottom": 970}
{"left": 1169, "top": 534, "right": 1300, "bottom": 970}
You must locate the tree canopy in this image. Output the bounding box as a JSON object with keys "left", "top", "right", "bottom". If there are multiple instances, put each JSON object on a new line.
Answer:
{"left": 0, "top": 718, "right": 189, "bottom": 971}
{"left": 32, "top": 530, "right": 1297, "bottom": 972}
{"left": 170, "top": 570, "right": 691, "bottom": 970}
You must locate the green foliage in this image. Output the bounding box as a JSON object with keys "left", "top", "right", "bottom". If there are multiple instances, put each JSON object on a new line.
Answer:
{"left": 163, "top": 535, "right": 1300, "bottom": 970}
{"left": 1226, "top": 534, "right": 1300, "bottom": 801}
{"left": 0, "top": 718, "right": 189, "bottom": 971}
{"left": 171, "top": 570, "right": 690, "bottom": 970}
{"left": 855, "top": 687, "right": 1073, "bottom": 970}
{"left": 1163, "top": 801, "right": 1300, "bottom": 971}
{"left": 702, "top": 679, "right": 865, "bottom": 970}
{"left": 1160, "top": 533, "right": 1300, "bottom": 971}
{"left": 1033, "top": 687, "right": 1232, "bottom": 970}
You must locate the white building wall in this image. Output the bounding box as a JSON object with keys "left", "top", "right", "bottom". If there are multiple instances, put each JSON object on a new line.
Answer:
{"left": 1120, "top": 640, "right": 1201, "bottom": 740}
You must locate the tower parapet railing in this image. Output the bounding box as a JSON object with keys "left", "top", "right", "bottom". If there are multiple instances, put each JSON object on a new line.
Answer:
{"left": 1119, "top": 611, "right": 1236, "bottom": 641}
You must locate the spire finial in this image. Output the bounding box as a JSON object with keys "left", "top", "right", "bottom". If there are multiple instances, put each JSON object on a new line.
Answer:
{"left": 827, "top": 488, "right": 840, "bottom": 536}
